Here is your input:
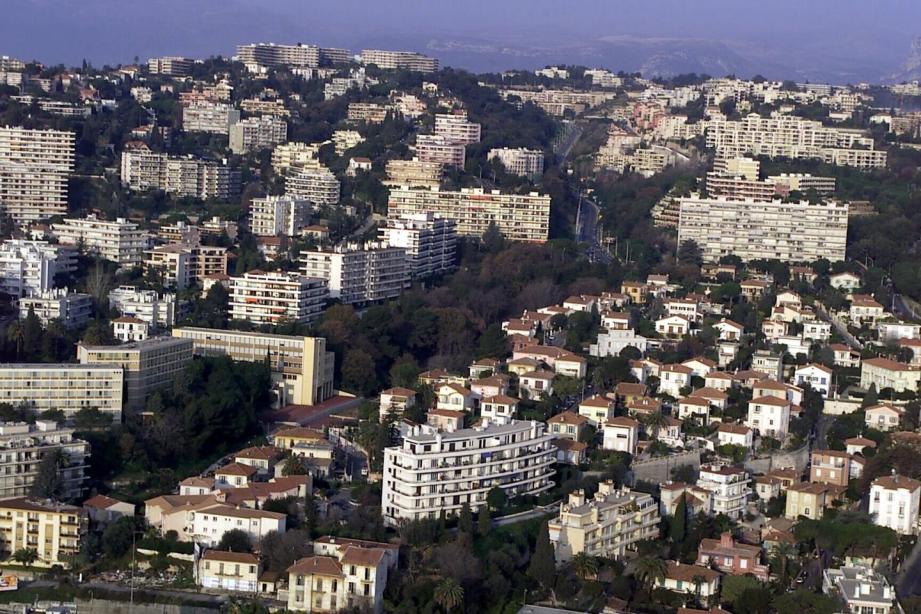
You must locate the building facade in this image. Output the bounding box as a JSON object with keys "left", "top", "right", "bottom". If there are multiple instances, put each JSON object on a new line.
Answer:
{"left": 378, "top": 213, "right": 457, "bottom": 279}
{"left": 0, "top": 126, "right": 75, "bottom": 226}
{"left": 300, "top": 243, "right": 409, "bottom": 305}
{"left": 229, "top": 271, "right": 328, "bottom": 325}
{"left": 0, "top": 364, "right": 123, "bottom": 419}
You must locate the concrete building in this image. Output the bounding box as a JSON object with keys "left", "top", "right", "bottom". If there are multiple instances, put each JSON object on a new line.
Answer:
{"left": 182, "top": 103, "right": 240, "bottom": 134}
{"left": 18, "top": 289, "right": 92, "bottom": 329}
{"left": 144, "top": 242, "right": 228, "bottom": 290}
{"left": 120, "top": 145, "right": 239, "bottom": 200}
{"left": 108, "top": 285, "right": 176, "bottom": 328}
{"left": 229, "top": 116, "right": 288, "bottom": 154}
{"left": 388, "top": 187, "right": 551, "bottom": 243}
{"left": 249, "top": 196, "right": 313, "bottom": 237}
{"left": 0, "top": 421, "right": 88, "bottom": 500}
{"left": 283, "top": 163, "right": 341, "bottom": 206}
{"left": 0, "top": 498, "right": 86, "bottom": 568}
{"left": 52, "top": 215, "right": 150, "bottom": 269}
{"left": 229, "top": 270, "right": 328, "bottom": 325}
{"left": 785, "top": 482, "right": 831, "bottom": 520}
{"left": 869, "top": 474, "right": 921, "bottom": 535}
{"left": 197, "top": 550, "right": 261, "bottom": 593}
{"left": 300, "top": 242, "right": 409, "bottom": 305}
{"left": 548, "top": 482, "right": 659, "bottom": 563}
{"left": 381, "top": 419, "right": 555, "bottom": 525}
{"left": 414, "top": 135, "right": 466, "bottom": 167}
{"left": 383, "top": 159, "right": 443, "bottom": 189}
{"left": 271, "top": 142, "right": 322, "bottom": 173}
{"left": 360, "top": 49, "right": 438, "bottom": 72}
{"left": 696, "top": 532, "right": 769, "bottom": 581}
{"left": 677, "top": 196, "right": 848, "bottom": 263}
{"left": 147, "top": 56, "right": 192, "bottom": 76}
{"left": 171, "top": 328, "right": 335, "bottom": 406}
{"left": 434, "top": 111, "right": 481, "bottom": 145}
{"left": 112, "top": 316, "right": 150, "bottom": 342}
{"left": 823, "top": 566, "right": 897, "bottom": 614}
{"left": 0, "top": 240, "right": 73, "bottom": 298}
{"left": 0, "top": 364, "right": 123, "bottom": 419}
{"left": 697, "top": 465, "right": 751, "bottom": 519}
{"left": 187, "top": 504, "right": 285, "bottom": 546}
{"left": 77, "top": 336, "right": 194, "bottom": 411}
{"left": 378, "top": 213, "right": 456, "bottom": 279}
{"left": 488, "top": 147, "right": 544, "bottom": 177}
{"left": 860, "top": 357, "right": 921, "bottom": 393}
{"left": 0, "top": 126, "right": 75, "bottom": 226}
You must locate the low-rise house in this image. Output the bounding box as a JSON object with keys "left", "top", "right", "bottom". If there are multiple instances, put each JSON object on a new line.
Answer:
{"left": 810, "top": 450, "right": 856, "bottom": 487}
{"left": 899, "top": 338, "right": 921, "bottom": 366}
{"left": 740, "top": 279, "right": 770, "bottom": 300}
{"left": 714, "top": 319, "right": 744, "bottom": 341}
{"left": 234, "top": 446, "right": 285, "bottom": 477}
{"left": 880, "top": 321, "right": 921, "bottom": 342}
{"left": 762, "top": 320, "right": 788, "bottom": 341}
{"left": 189, "top": 505, "right": 286, "bottom": 547}
{"left": 197, "top": 550, "right": 261, "bottom": 593}
{"left": 697, "top": 465, "right": 750, "bottom": 519}
{"left": 621, "top": 281, "right": 648, "bottom": 304}
{"left": 732, "top": 369, "right": 768, "bottom": 388}
{"left": 864, "top": 404, "right": 903, "bottom": 431}
{"left": 676, "top": 397, "right": 711, "bottom": 423}
{"left": 861, "top": 358, "right": 921, "bottom": 393}
{"left": 272, "top": 427, "right": 335, "bottom": 477}
{"left": 552, "top": 439, "right": 588, "bottom": 465}
{"left": 665, "top": 299, "right": 700, "bottom": 323}
{"left": 869, "top": 474, "right": 921, "bottom": 534}
{"left": 507, "top": 357, "right": 541, "bottom": 376}
{"left": 785, "top": 482, "right": 831, "bottom": 520}
{"left": 794, "top": 363, "right": 834, "bottom": 397}
{"left": 844, "top": 437, "right": 877, "bottom": 456}
{"left": 426, "top": 409, "right": 465, "bottom": 432}
{"left": 562, "top": 294, "right": 599, "bottom": 313}
{"left": 601, "top": 311, "right": 632, "bottom": 331}
{"left": 602, "top": 417, "right": 639, "bottom": 454}
{"left": 704, "top": 371, "right": 734, "bottom": 391}
{"left": 470, "top": 374, "right": 510, "bottom": 399}
{"left": 481, "top": 395, "right": 518, "bottom": 424}
{"left": 512, "top": 345, "right": 587, "bottom": 378}
{"left": 694, "top": 387, "right": 729, "bottom": 410}
{"left": 468, "top": 358, "right": 502, "bottom": 379}
{"left": 830, "top": 271, "right": 862, "bottom": 291}
{"left": 716, "top": 423, "right": 753, "bottom": 449}
{"left": 547, "top": 411, "right": 590, "bottom": 441}
{"left": 578, "top": 395, "right": 616, "bottom": 426}
{"left": 614, "top": 382, "right": 647, "bottom": 405}
{"left": 746, "top": 396, "right": 791, "bottom": 441}
{"left": 849, "top": 296, "right": 885, "bottom": 325}
{"left": 625, "top": 396, "right": 661, "bottom": 418}
{"left": 682, "top": 357, "right": 716, "bottom": 378}
{"left": 112, "top": 316, "right": 149, "bottom": 342}
{"left": 435, "top": 383, "right": 476, "bottom": 412}
{"left": 656, "top": 315, "right": 690, "bottom": 338}
{"left": 659, "top": 364, "right": 693, "bottom": 397}
{"left": 696, "top": 532, "right": 769, "bottom": 581}
{"left": 802, "top": 321, "right": 832, "bottom": 343}
{"left": 379, "top": 387, "right": 417, "bottom": 420}
{"left": 754, "top": 476, "right": 782, "bottom": 501}
{"left": 750, "top": 351, "right": 783, "bottom": 381}
{"left": 519, "top": 370, "right": 555, "bottom": 398}
{"left": 83, "top": 495, "right": 134, "bottom": 526}
{"left": 215, "top": 463, "right": 257, "bottom": 488}
{"left": 830, "top": 343, "right": 861, "bottom": 368}
{"left": 656, "top": 561, "right": 721, "bottom": 599}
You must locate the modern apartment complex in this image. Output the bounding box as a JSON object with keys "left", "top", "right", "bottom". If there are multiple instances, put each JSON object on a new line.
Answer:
{"left": 0, "top": 421, "right": 89, "bottom": 500}
{"left": 144, "top": 242, "right": 228, "bottom": 290}
{"left": 120, "top": 144, "right": 239, "bottom": 199}
{"left": 284, "top": 163, "right": 341, "bottom": 206}
{"left": 108, "top": 285, "right": 177, "bottom": 328}
{"left": 77, "top": 337, "right": 194, "bottom": 411}
{"left": 414, "top": 135, "right": 466, "bottom": 167}
{"left": 378, "top": 213, "right": 457, "bottom": 278}
{"left": 383, "top": 159, "right": 443, "bottom": 189}
{"left": 236, "top": 43, "right": 351, "bottom": 72}
{"left": 19, "top": 289, "right": 92, "bottom": 329}
{"left": 229, "top": 116, "right": 288, "bottom": 154}
{"left": 182, "top": 103, "right": 241, "bottom": 134}
{"left": 171, "top": 327, "right": 336, "bottom": 406}
{"left": 381, "top": 419, "right": 555, "bottom": 526}
{"left": 299, "top": 242, "right": 410, "bottom": 305}
{"left": 677, "top": 196, "right": 848, "bottom": 263}
{"left": 271, "top": 142, "right": 322, "bottom": 173}
{"left": 249, "top": 196, "right": 313, "bottom": 237}
{"left": 388, "top": 187, "right": 552, "bottom": 243}
{"left": 52, "top": 215, "right": 150, "bottom": 268}
{"left": 548, "top": 483, "right": 660, "bottom": 563}
{"left": 0, "top": 364, "right": 124, "bottom": 419}
{"left": 229, "top": 270, "right": 328, "bottom": 325}
{"left": 147, "top": 56, "right": 193, "bottom": 76}
{"left": 0, "top": 498, "right": 87, "bottom": 568}
{"left": 487, "top": 147, "right": 545, "bottom": 177}
{"left": 0, "top": 126, "right": 75, "bottom": 225}
{"left": 0, "top": 240, "right": 72, "bottom": 297}
{"left": 434, "top": 112, "right": 481, "bottom": 145}
{"left": 360, "top": 49, "right": 438, "bottom": 72}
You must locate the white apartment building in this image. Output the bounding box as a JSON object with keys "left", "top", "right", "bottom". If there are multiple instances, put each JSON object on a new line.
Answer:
{"left": 869, "top": 474, "right": 921, "bottom": 535}
{"left": 0, "top": 240, "right": 67, "bottom": 297}
{"left": 414, "top": 135, "right": 466, "bottom": 167}
{"left": 237, "top": 43, "right": 319, "bottom": 70}
{"left": 229, "top": 116, "right": 288, "bottom": 155}
{"left": 487, "top": 147, "right": 544, "bottom": 177}
{"left": 77, "top": 337, "right": 194, "bottom": 411}
{"left": 746, "top": 396, "right": 792, "bottom": 440}
{"left": 388, "top": 187, "right": 551, "bottom": 243}
{"left": 52, "top": 215, "right": 150, "bottom": 269}
{"left": 697, "top": 465, "right": 751, "bottom": 519}
{"left": 19, "top": 289, "right": 92, "bottom": 329}
{"left": 284, "top": 164, "right": 341, "bottom": 206}
{"left": 188, "top": 504, "right": 285, "bottom": 547}
{"left": 360, "top": 49, "right": 438, "bottom": 72}
{"left": 172, "top": 327, "right": 335, "bottom": 406}
{"left": 0, "top": 364, "right": 123, "bottom": 419}
{"left": 860, "top": 357, "right": 921, "bottom": 393}
{"left": 120, "top": 145, "right": 238, "bottom": 200}
{"left": 108, "top": 285, "right": 176, "bottom": 328}
{"left": 434, "top": 112, "right": 481, "bottom": 145}
{"left": 271, "top": 142, "right": 322, "bottom": 173}
{"left": 182, "top": 103, "right": 240, "bottom": 134}
{"left": 229, "top": 271, "right": 327, "bottom": 325}
{"left": 0, "top": 126, "right": 75, "bottom": 226}
{"left": 548, "top": 483, "right": 660, "bottom": 563}
{"left": 378, "top": 213, "right": 456, "bottom": 278}
{"left": 383, "top": 159, "right": 444, "bottom": 189}
{"left": 147, "top": 56, "right": 192, "bottom": 76}
{"left": 677, "top": 196, "right": 848, "bottom": 263}
{"left": 249, "top": 196, "right": 313, "bottom": 237}
{"left": 300, "top": 242, "right": 409, "bottom": 305}
{"left": 0, "top": 421, "right": 88, "bottom": 499}
{"left": 144, "top": 242, "right": 228, "bottom": 290}
{"left": 381, "top": 419, "right": 555, "bottom": 526}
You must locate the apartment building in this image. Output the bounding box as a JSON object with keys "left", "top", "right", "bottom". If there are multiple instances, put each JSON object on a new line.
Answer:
{"left": 147, "top": 56, "right": 192, "bottom": 76}
{"left": 0, "top": 126, "right": 75, "bottom": 226}
{"left": 810, "top": 450, "right": 857, "bottom": 487}
{"left": 0, "top": 364, "right": 123, "bottom": 419}
{"left": 381, "top": 419, "right": 555, "bottom": 526}
{"left": 498, "top": 88, "right": 615, "bottom": 116}
{"left": 229, "top": 116, "right": 288, "bottom": 155}
{"left": 0, "top": 240, "right": 70, "bottom": 298}
{"left": 236, "top": 43, "right": 349, "bottom": 71}
{"left": 388, "top": 187, "right": 551, "bottom": 243}
{"left": 860, "top": 357, "right": 921, "bottom": 393}
{"left": 360, "top": 49, "right": 438, "bottom": 72}
{"left": 239, "top": 98, "right": 289, "bottom": 117}
{"left": 284, "top": 163, "right": 341, "bottom": 206}
{"left": 332, "top": 130, "right": 364, "bottom": 155}
{"left": 548, "top": 482, "right": 659, "bottom": 563}
{"left": 188, "top": 504, "right": 285, "bottom": 546}
{"left": 0, "top": 498, "right": 86, "bottom": 568}
{"left": 108, "top": 285, "right": 176, "bottom": 328}
{"left": 414, "top": 135, "right": 466, "bottom": 167}
{"left": 300, "top": 243, "right": 409, "bottom": 305}
{"left": 383, "top": 159, "right": 444, "bottom": 189}
{"left": 144, "top": 242, "right": 228, "bottom": 290}
{"left": 487, "top": 147, "right": 544, "bottom": 177}
{"left": 172, "top": 327, "right": 335, "bottom": 406}
{"left": 347, "top": 103, "right": 393, "bottom": 124}
{"left": 378, "top": 213, "right": 456, "bottom": 279}
{"left": 229, "top": 270, "right": 328, "bottom": 325}
{"left": 271, "top": 142, "right": 322, "bottom": 173}
{"left": 869, "top": 474, "right": 921, "bottom": 534}
{"left": 19, "top": 289, "right": 92, "bottom": 329}
{"left": 0, "top": 421, "right": 88, "bottom": 500}
{"left": 197, "top": 550, "right": 261, "bottom": 593}
{"left": 182, "top": 103, "right": 241, "bottom": 134}
{"left": 697, "top": 465, "right": 751, "bottom": 519}
{"left": 249, "top": 196, "right": 313, "bottom": 237}
{"left": 677, "top": 196, "right": 848, "bottom": 263}
{"left": 823, "top": 566, "right": 898, "bottom": 614}
{"left": 52, "top": 215, "right": 150, "bottom": 268}
{"left": 434, "top": 111, "right": 481, "bottom": 145}
{"left": 767, "top": 173, "right": 836, "bottom": 195}
{"left": 77, "top": 337, "right": 193, "bottom": 411}
{"left": 120, "top": 145, "right": 239, "bottom": 200}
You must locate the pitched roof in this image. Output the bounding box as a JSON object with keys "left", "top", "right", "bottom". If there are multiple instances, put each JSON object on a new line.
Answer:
{"left": 873, "top": 474, "right": 921, "bottom": 491}
{"left": 547, "top": 411, "right": 588, "bottom": 426}
{"left": 202, "top": 550, "right": 259, "bottom": 564}
{"left": 605, "top": 416, "right": 639, "bottom": 428}
{"left": 83, "top": 494, "right": 127, "bottom": 510}
{"left": 664, "top": 561, "right": 720, "bottom": 582}
{"left": 288, "top": 556, "right": 343, "bottom": 577}
{"left": 382, "top": 387, "right": 416, "bottom": 397}
{"left": 235, "top": 446, "right": 284, "bottom": 461}
{"left": 339, "top": 545, "right": 386, "bottom": 567}
{"left": 215, "top": 462, "right": 258, "bottom": 477}
{"left": 751, "top": 395, "right": 791, "bottom": 407}
{"left": 864, "top": 357, "right": 917, "bottom": 371}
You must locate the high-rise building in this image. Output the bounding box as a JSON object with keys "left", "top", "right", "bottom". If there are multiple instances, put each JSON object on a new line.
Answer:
{"left": 283, "top": 163, "right": 340, "bottom": 206}
{"left": 271, "top": 142, "right": 322, "bottom": 173}
{"left": 360, "top": 49, "right": 438, "bottom": 72}
{"left": 120, "top": 144, "right": 239, "bottom": 200}
{"left": 300, "top": 242, "right": 410, "bottom": 305}
{"left": 229, "top": 271, "right": 328, "bottom": 325}
{"left": 487, "top": 147, "right": 545, "bottom": 177}
{"left": 147, "top": 56, "right": 193, "bottom": 77}
{"left": 434, "top": 111, "right": 481, "bottom": 145}
{"left": 18, "top": 289, "right": 92, "bottom": 329}
{"left": 381, "top": 419, "right": 555, "bottom": 526}
{"left": 143, "top": 242, "right": 227, "bottom": 290}
{"left": 0, "top": 422, "right": 89, "bottom": 500}
{"left": 388, "top": 187, "right": 551, "bottom": 243}
{"left": 677, "top": 196, "right": 848, "bottom": 263}
{"left": 0, "top": 365, "right": 124, "bottom": 419}
{"left": 0, "top": 498, "right": 87, "bottom": 568}
{"left": 235, "top": 43, "right": 348, "bottom": 71}
{"left": 0, "top": 240, "right": 70, "bottom": 298}
{"left": 229, "top": 116, "right": 287, "bottom": 154}
{"left": 172, "top": 327, "right": 335, "bottom": 406}
{"left": 51, "top": 215, "right": 150, "bottom": 269}
{"left": 0, "top": 126, "right": 75, "bottom": 226}
{"left": 182, "top": 103, "right": 241, "bottom": 134}
{"left": 379, "top": 213, "right": 456, "bottom": 279}
{"left": 249, "top": 196, "right": 313, "bottom": 237}
{"left": 414, "top": 135, "right": 466, "bottom": 167}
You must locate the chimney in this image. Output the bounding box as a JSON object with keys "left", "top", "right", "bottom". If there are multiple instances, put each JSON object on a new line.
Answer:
{"left": 720, "top": 532, "right": 733, "bottom": 548}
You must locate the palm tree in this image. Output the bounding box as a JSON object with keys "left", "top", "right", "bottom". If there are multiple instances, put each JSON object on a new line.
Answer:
{"left": 692, "top": 574, "right": 706, "bottom": 605}
{"left": 434, "top": 577, "right": 464, "bottom": 612}
{"left": 771, "top": 541, "right": 798, "bottom": 588}
{"left": 5, "top": 321, "right": 23, "bottom": 359}
{"left": 644, "top": 410, "right": 669, "bottom": 440}
{"left": 634, "top": 556, "right": 667, "bottom": 596}
{"left": 571, "top": 552, "right": 599, "bottom": 580}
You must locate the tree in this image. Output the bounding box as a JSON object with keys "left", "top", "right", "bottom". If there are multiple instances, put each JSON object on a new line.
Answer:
{"left": 282, "top": 454, "right": 308, "bottom": 476}
{"left": 669, "top": 494, "right": 687, "bottom": 543}
{"left": 218, "top": 529, "right": 252, "bottom": 552}
{"left": 31, "top": 449, "right": 65, "bottom": 500}
{"left": 477, "top": 507, "right": 491, "bottom": 537}
{"left": 643, "top": 410, "right": 669, "bottom": 440}
{"left": 678, "top": 239, "right": 702, "bottom": 266}
{"left": 571, "top": 552, "right": 599, "bottom": 580}
{"left": 458, "top": 502, "right": 474, "bottom": 536}
{"left": 735, "top": 587, "right": 774, "bottom": 614}
{"left": 341, "top": 349, "right": 379, "bottom": 396}
{"left": 862, "top": 383, "right": 879, "bottom": 408}
{"left": 303, "top": 492, "right": 318, "bottom": 536}
{"left": 101, "top": 516, "right": 138, "bottom": 559}
{"left": 773, "top": 589, "right": 839, "bottom": 614}
{"left": 486, "top": 486, "right": 508, "bottom": 511}
{"left": 434, "top": 577, "right": 465, "bottom": 612}
{"left": 633, "top": 556, "right": 667, "bottom": 595}
{"left": 12, "top": 548, "right": 38, "bottom": 566}
{"left": 527, "top": 522, "right": 557, "bottom": 590}
{"left": 771, "top": 541, "right": 798, "bottom": 588}
{"left": 721, "top": 574, "right": 764, "bottom": 604}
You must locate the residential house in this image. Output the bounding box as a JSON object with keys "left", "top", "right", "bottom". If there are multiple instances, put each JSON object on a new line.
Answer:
{"left": 602, "top": 417, "right": 639, "bottom": 454}
{"left": 197, "top": 550, "right": 262, "bottom": 593}
{"left": 519, "top": 370, "right": 555, "bottom": 398}
{"left": 578, "top": 395, "right": 616, "bottom": 427}
{"left": 716, "top": 424, "right": 753, "bottom": 449}
{"left": 697, "top": 465, "right": 751, "bottom": 519}
{"left": 656, "top": 562, "right": 721, "bottom": 599}
{"left": 785, "top": 482, "right": 831, "bottom": 520}
{"left": 426, "top": 409, "right": 465, "bottom": 432}
{"left": 794, "top": 363, "right": 834, "bottom": 397}
{"left": 714, "top": 319, "right": 744, "bottom": 341}
{"left": 547, "top": 411, "right": 590, "bottom": 441}
{"left": 869, "top": 474, "right": 921, "bottom": 534}
{"left": 552, "top": 439, "right": 588, "bottom": 465}
{"left": 656, "top": 315, "right": 690, "bottom": 338}
{"left": 864, "top": 404, "right": 903, "bottom": 431}
{"left": 379, "top": 387, "right": 417, "bottom": 420}
{"left": 659, "top": 364, "right": 693, "bottom": 397}
{"left": 860, "top": 358, "right": 921, "bottom": 393}
{"left": 746, "top": 396, "right": 791, "bottom": 440}
{"left": 676, "top": 397, "right": 710, "bottom": 423}
{"left": 696, "top": 532, "right": 769, "bottom": 581}
{"left": 810, "top": 450, "right": 856, "bottom": 487}
{"left": 480, "top": 395, "right": 518, "bottom": 424}
{"left": 435, "top": 383, "right": 476, "bottom": 412}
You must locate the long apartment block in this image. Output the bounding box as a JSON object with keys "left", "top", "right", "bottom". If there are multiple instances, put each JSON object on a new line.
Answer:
{"left": 0, "top": 364, "right": 124, "bottom": 419}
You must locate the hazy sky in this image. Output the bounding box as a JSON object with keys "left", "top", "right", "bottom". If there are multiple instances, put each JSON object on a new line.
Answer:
{"left": 3, "top": 0, "right": 919, "bottom": 82}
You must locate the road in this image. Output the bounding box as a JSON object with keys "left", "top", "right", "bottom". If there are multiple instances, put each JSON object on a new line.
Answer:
{"left": 894, "top": 293, "right": 921, "bottom": 322}
{"left": 575, "top": 194, "right": 614, "bottom": 265}
{"left": 898, "top": 537, "right": 921, "bottom": 596}
{"left": 815, "top": 304, "right": 863, "bottom": 351}
{"left": 554, "top": 122, "right": 583, "bottom": 164}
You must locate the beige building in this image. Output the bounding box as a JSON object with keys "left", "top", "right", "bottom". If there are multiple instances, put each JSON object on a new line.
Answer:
{"left": 860, "top": 357, "right": 921, "bottom": 393}
{"left": 272, "top": 142, "right": 322, "bottom": 173}
{"left": 785, "top": 482, "right": 831, "bottom": 520}
{"left": 229, "top": 270, "right": 328, "bottom": 325}
{"left": 388, "top": 187, "right": 551, "bottom": 243}
{"left": 383, "top": 159, "right": 443, "bottom": 189}
{"left": 52, "top": 215, "right": 150, "bottom": 269}
{"left": 360, "top": 49, "right": 438, "bottom": 72}
{"left": 144, "top": 242, "right": 228, "bottom": 290}
{"left": 0, "top": 126, "right": 75, "bottom": 226}
{"left": 548, "top": 482, "right": 660, "bottom": 563}
{"left": 172, "top": 328, "right": 335, "bottom": 406}
{"left": 0, "top": 364, "right": 123, "bottom": 419}
{"left": 414, "top": 135, "right": 466, "bottom": 167}
{"left": 0, "top": 498, "right": 86, "bottom": 568}
{"left": 229, "top": 116, "right": 288, "bottom": 154}
{"left": 197, "top": 550, "right": 261, "bottom": 593}
{"left": 77, "top": 336, "right": 193, "bottom": 411}
{"left": 300, "top": 242, "right": 409, "bottom": 305}
{"left": 147, "top": 56, "right": 192, "bottom": 76}
{"left": 283, "top": 163, "right": 341, "bottom": 206}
